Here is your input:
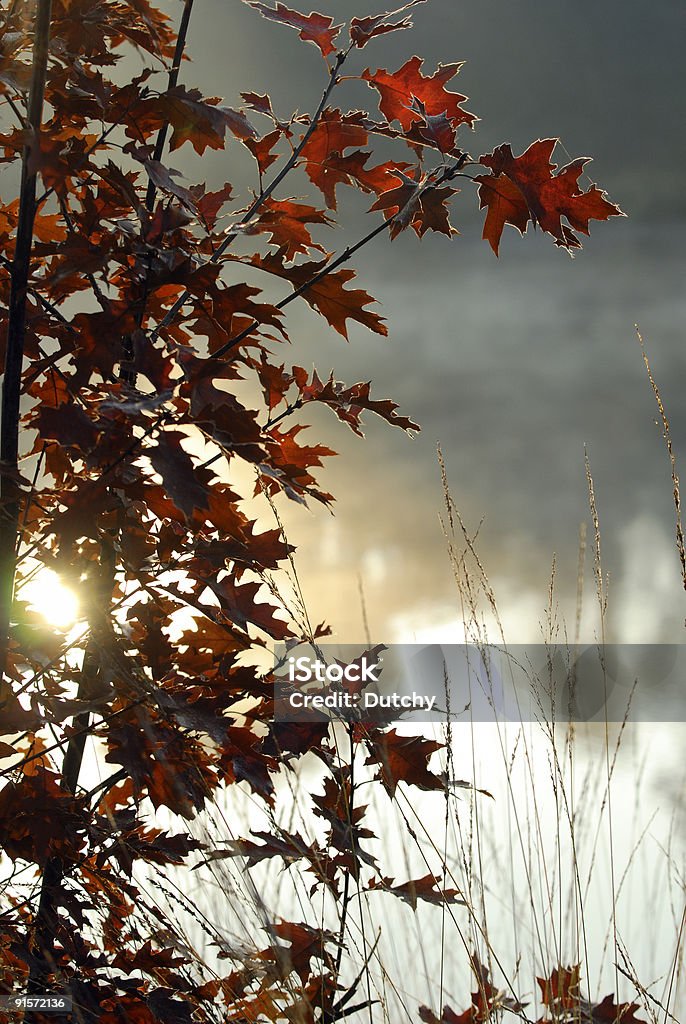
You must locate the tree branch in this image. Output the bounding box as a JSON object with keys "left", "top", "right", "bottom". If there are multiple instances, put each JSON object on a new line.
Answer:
{"left": 144, "top": 0, "right": 195, "bottom": 213}
{"left": 0, "top": 0, "right": 52, "bottom": 682}
{"left": 211, "top": 159, "right": 463, "bottom": 360}
{"left": 149, "top": 46, "right": 351, "bottom": 342}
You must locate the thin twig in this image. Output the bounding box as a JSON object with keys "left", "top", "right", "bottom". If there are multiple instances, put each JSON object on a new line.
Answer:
{"left": 149, "top": 46, "right": 352, "bottom": 342}
{"left": 636, "top": 326, "right": 686, "bottom": 591}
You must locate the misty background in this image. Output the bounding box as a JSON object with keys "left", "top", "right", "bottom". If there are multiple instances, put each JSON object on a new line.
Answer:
{"left": 136, "top": 4, "right": 686, "bottom": 1006}
{"left": 165, "top": 0, "right": 686, "bottom": 645}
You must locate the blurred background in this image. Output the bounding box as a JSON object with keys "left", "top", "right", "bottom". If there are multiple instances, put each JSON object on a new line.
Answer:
{"left": 139, "top": 2, "right": 686, "bottom": 1005}
{"left": 172, "top": 0, "right": 686, "bottom": 645}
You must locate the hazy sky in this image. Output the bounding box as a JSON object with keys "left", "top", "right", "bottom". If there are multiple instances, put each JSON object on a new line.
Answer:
{"left": 154, "top": 0, "right": 686, "bottom": 644}
{"left": 188, "top": 0, "right": 686, "bottom": 219}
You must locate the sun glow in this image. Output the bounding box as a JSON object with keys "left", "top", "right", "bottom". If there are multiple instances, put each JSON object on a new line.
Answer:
{"left": 22, "top": 568, "right": 80, "bottom": 629}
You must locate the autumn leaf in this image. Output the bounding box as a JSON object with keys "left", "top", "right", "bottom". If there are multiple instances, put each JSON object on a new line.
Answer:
{"left": 243, "top": 127, "right": 282, "bottom": 175}
{"left": 241, "top": 91, "right": 276, "bottom": 118}
{"left": 321, "top": 150, "right": 403, "bottom": 201}
{"left": 203, "top": 574, "right": 291, "bottom": 640}
{"left": 244, "top": 1, "right": 342, "bottom": 57}
{"left": 262, "top": 423, "right": 336, "bottom": 504}
{"left": 364, "top": 728, "right": 445, "bottom": 796}
{"left": 185, "top": 279, "right": 287, "bottom": 353}
{"left": 368, "top": 872, "right": 464, "bottom": 910}
{"left": 31, "top": 400, "right": 101, "bottom": 457}
{"left": 143, "top": 159, "right": 197, "bottom": 211}
{"left": 254, "top": 357, "right": 294, "bottom": 411}
{"left": 537, "top": 965, "right": 581, "bottom": 1010}
{"left": 363, "top": 56, "right": 476, "bottom": 135}
{"left": 0, "top": 57, "right": 33, "bottom": 93}
{"left": 201, "top": 829, "right": 313, "bottom": 868}
{"left": 476, "top": 139, "right": 623, "bottom": 253}
{"left": 310, "top": 771, "right": 378, "bottom": 877}
{"left": 406, "top": 96, "right": 457, "bottom": 153}
{"left": 178, "top": 616, "right": 244, "bottom": 657}
{"left": 0, "top": 767, "right": 88, "bottom": 864}
{"left": 299, "top": 369, "right": 419, "bottom": 435}
{"left": 147, "top": 431, "right": 209, "bottom": 521}
{"left": 420, "top": 957, "right": 524, "bottom": 1023}
{"left": 132, "top": 86, "right": 254, "bottom": 154}
{"left": 274, "top": 921, "right": 335, "bottom": 982}
{"left": 247, "top": 197, "right": 333, "bottom": 260}
{"left": 370, "top": 168, "right": 458, "bottom": 239}
{"left": 350, "top": 0, "right": 426, "bottom": 48}
{"left": 300, "top": 108, "right": 369, "bottom": 208}
{"left": 193, "top": 181, "right": 234, "bottom": 231}
{"left": 473, "top": 173, "right": 529, "bottom": 256}
{"left": 253, "top": 250, "right": 387, "bottom": 339}
{"left": 585, "top": 995, "right": 646, "bottom": 1023}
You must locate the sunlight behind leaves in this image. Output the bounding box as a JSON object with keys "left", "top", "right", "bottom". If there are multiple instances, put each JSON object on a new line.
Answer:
{"left": 21, "top": 568, "right": 80, "bottom": 630}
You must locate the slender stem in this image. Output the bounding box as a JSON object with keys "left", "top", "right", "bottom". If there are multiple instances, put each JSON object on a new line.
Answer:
{"left": 334, "top": 724, "right": 357, "bottom": 981}
{"left": 211, "top": 160, "right": 462, "bottom": 360}
{"left": 149, "top": 47, "right": 351, "bottom": 342}
{"left": 0, "top": 0, "right": 52, "bottom": 682}
{"left": 144, "top": 0, "right": 195, "bottom": 212}
{"left": 132, "top": 0, "right": 196, "bottom": 375}
{"left": 5, "top": 94, "right": 27, "bottom": 127}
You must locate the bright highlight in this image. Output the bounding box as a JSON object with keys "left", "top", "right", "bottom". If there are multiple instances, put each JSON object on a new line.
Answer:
{"left": 23, "top": 568, "right": 80, "bottom": 629}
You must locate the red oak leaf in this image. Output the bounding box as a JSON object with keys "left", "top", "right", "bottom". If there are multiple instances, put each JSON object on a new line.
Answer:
{"left": 319, "top": 151, "right": 404, "bottom": 200}
{"left": 243, "top": 127, "right": 282, "bottom": 175}
{"left": 202, "top": 828, "right": 315, "bottom": 869}
{"left": 244, "top": 1, "right": 342, "bottom": 57}
{"left": 370, "top": 168, "right": 458, "bottom": 238}
{"left": 300, "top": 108, "right": 369, "bottom": 208}
{"left": 368, "top": 873, "right": 463, "bottom": 910}
{"left": 537, "top": 965, "right": 581, "bottom": 1009}
{"left": 364, "top": 728, "right": 444, "bottom": 797}
{"left": 476, "top": 139, "right": 623, "bottom": 253}
{"left": 203, "top": 574, "right": 291, "bottom": 639}
{"left": 363, "top": 56, "right": 476, "bottom": 134}
{"left": 260, "top": 920, "right": 335, "bottom": 985}
{"left": 147, "top": 431, "right": 210, "bottom": 521}
{"left": 241, "top": 91, "right": 276, "bottom": 118}
{"left": 420, "top": 958, "right": 523, "bottom": 1023}
{"left": 252, "top": 250, "right": 387, "bottom": 339}
{"left": 247, "top": 197, "right": 333, "bottom": 260}
{"left": 300, "top": 370, "right": 419, "bottom": 435}
{"left": 262, "top": 423, "right": 336, "bottom": 503}
{"left": 193, "top": 182, "right": 234, "bottom": 232}
{"left": 406, "top": 96, "right": 456, "bottom": 153}
{"left": 143, "top": 159, "right": 197, "bottom": 211}
{"left": 350, "top": 0, "right": 426, "bottom": 48}
{"left": 587, "top": 995, "right": 646, "bottom": 1023}
{"left": 256, "top": 358, "right": 294, "bottom": 411}
{"left": 131, "top": 87, "right": 255, "bottom": 155}
{"left": 473, "top": 172, "right": 529, "bottom": 256}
